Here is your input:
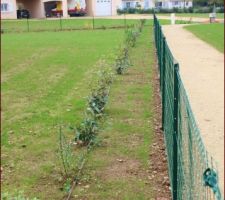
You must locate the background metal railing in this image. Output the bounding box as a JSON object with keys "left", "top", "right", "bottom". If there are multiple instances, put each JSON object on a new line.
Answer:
{"left": 153, "top": 13, "right": 223, "bottom": 200}
{"left": 1, "top": 17, "right": 142, "bottom": 33}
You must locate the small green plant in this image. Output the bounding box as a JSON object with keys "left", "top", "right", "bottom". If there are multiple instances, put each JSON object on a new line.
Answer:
{"left": 59, "top": 127, "right": 77, "bottom": 177}
{"left": 87, "top": 60, "right": 114, "bottom": 117}
{"left": 74, "top": 118, "right": 98, "bottom": 146}
{"left": 63, "top": 178, "right": 72, "bottom": 193}
{"left": 125, "top": 29, "right": 139, "bottom": 47}
{"left": 138, "top": 19, "right": 146, "bottom": 32}
{"left": 1, "top": 190, "right": 39, "bottom": 200}
{"left": 115, "top": 46, "right": 131, "bottom": 75}
{"left": 87, "top": 87, "right": 109, "bottom": 117}
{"left": 140, "top": 19, "right": 146, "bottom": 26}
{"left": 101, "top": 25, "right": 106, "bottom": 30}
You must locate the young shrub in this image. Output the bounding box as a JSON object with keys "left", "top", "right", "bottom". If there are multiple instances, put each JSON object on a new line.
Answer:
{"left": 125, "top": 29, "right": 139, "bottom": 47}
{"left": 137, "top": 19, "right": 146, "bottom": 32}
{"left": 74, "top": 118, "right": 98, "bottom": 146}
{"left": 87, "top": 86, "right": 109, "bottom": 117}
{"left": 87, "top": 60, "right": 114, "bottom": 117}
{"left": 140, "top": 19, "right": 146, "bottom": 27}
{"left": 115, "top": 46, "right": 131, "bottom": 75}
{"left": 59, "top": 127, "right": 78, "bottom": 176}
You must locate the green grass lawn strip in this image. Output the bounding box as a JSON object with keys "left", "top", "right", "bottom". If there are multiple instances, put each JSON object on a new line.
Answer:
{"left": 157, "top": 13, "right": 224, "bottom": 19}
{"left": 1, "top": 29, "right": 124, "bottom": 199}
{"left": 70, "top": 27, "right": 155, "bottom": 199}
{"left": 184, "top": 23, "right": 224, "bottom": 53}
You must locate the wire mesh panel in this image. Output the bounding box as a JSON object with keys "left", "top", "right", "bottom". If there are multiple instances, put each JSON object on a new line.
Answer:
{"left": 153, "top": 14, "right": 222, "bottom": 200}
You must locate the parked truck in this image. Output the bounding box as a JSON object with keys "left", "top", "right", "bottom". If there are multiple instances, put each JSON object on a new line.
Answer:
{"left": 68, "top": 0, "right": 87, "bottom": 16}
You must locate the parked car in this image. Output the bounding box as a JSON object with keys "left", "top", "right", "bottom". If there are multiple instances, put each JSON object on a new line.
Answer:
{"left": 68, "top": 8, "right": 87, "bottom": 17}
{"left": 17, "top": 9, "right": 30, "bottom": 19}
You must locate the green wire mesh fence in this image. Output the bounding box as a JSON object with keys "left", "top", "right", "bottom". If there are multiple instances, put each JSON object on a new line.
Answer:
{"left": 153, "top": 14, "right": 223, "bottom": 200}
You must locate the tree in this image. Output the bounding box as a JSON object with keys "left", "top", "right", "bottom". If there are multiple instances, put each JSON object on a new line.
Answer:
{"left": 193, "top": 0, "right": 208, "bottom": 7}
{"left": 193, "top": 0, "right": 224, "bottom": 6}
{"left": 209, "top": 0, "right": 224, "bottom": 6}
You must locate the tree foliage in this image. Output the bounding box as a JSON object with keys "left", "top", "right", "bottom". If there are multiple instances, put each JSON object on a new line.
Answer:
{"left": 193, "top": 0, "right": 224, "bottom": 6}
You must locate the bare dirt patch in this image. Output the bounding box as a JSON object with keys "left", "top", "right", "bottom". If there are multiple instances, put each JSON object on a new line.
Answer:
{"left": 99, "top": 158, "right": 141, "bottom": 180}
{"left": 148, "top": 51, "right": 172, "bottom": 199}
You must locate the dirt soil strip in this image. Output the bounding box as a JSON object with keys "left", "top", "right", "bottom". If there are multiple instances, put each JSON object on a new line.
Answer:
{"left": 162, "top": 24, "right": 224, "bottom": 196}
{"left": 69, "top": 27, "right": 171, "bottom": 199}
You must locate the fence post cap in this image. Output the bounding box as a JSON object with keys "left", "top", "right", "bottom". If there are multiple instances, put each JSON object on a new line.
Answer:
{"left": 174, "top": 61, "right": 179, "bottom": 70}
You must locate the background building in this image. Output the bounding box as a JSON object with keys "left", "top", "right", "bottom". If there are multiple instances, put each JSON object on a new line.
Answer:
{"left": 155, "top": 0, "right": 193, "bottom": 9}
{"left": 1, "top": 0, "right": 193, "bottom": 19}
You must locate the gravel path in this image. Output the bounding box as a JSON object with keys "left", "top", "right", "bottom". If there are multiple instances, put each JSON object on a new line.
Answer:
{"left": 162, "top": 24, "right": 224, "bottom": 196}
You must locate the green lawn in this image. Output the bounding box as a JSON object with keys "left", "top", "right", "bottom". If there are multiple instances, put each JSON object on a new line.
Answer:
{"left": 1, "top": 29, "right": 125, "bottom": 199}
{"left": 184, "top": 23, "right": 224, "bottom": 53}
{"left": 1, "top": 21, "right": 160, "bottom": 199}
{"left": 71, "top": 27, "right": 156, "bottom": 199}
{"left": 157, "top": 13, "right": 224, "bottom": 19}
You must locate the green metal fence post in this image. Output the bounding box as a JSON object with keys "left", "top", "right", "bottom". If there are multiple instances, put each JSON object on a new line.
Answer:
{"left": 59, "top": 15, "right": 62, "bottom": 31}
{"left": 92, "top": 13, "right": 95, "bottom": 30}
{"left": 27, "top": 17, "right": 30, "bottom": 32}
{"left": 153, "top": 14, "right": 156, "bottom": 40}
{"left": 155, "top": 20, "right": 157, "bottom": 48}
{"left": 158, "top": 26, "right": 162, "bottom": 81}
{"left": 154, "top": 15, "right": 157, "bottom": 43}
{"left": 173, "top": 62, "right": 179, "bottom": 200}
{"left": 187, "top": 112, "right": 194, "bottom": 199}
{"left": 159, "top": 26, "right": 162, "bottom": 52}
{"left": 162, "top": 36, "right": 166, "bottom": 130}
{"left": 124, "top": 13, "right": 127, "bottom": 29}
{"left": 157, "top": 23, "right": 159, "bottom": 53}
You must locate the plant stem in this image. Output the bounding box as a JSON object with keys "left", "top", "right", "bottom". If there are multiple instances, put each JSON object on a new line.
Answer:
{"left": 59, "top": 126, "right": 68, "bottom": 176}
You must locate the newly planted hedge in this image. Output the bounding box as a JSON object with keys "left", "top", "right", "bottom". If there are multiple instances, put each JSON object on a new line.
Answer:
{"left": 58, "top": 20, "right": 145, "bottom": 197}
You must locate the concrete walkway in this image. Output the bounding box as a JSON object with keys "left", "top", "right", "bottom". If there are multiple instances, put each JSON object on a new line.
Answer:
{"left": 162, "top": 24, "right": 224, "bottom": 196}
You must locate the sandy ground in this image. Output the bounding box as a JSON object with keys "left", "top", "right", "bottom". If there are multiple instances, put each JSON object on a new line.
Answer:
{"left": 162, "top": 24, "right": 224, "bottom": 196}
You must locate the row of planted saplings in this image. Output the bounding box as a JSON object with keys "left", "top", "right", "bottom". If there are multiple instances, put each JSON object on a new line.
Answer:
{"left": 59, "top": 19, "right": 146, "bottom": 198}
{"left": 115, "top": 19, "right": 146, "bottom": 74}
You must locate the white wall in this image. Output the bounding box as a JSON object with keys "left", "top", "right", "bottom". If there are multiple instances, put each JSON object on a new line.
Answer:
{"left": 148, "top": 0, "right": 154, "bottom": 8}
{"left": 121, "top": 0, "right": 145, "bottom": 9}
{"left": 62, "top": 0, "right": 68, "bottom": 17}
{"left": 142, "top": 0, "right": 155, "bottom": 9}
{"left": 1, "top": 0, "right": 17, "bottom": 19}
{"left": 157, "top": 0, "right": 193, "bottom": 9}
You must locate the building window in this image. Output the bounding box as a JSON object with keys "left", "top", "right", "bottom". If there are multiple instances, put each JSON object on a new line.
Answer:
{"left": 172, "top": 1, "right": 178, "bottom": 6}
{"left": 156, "top": 2, "right": 162, "bottom": 7}
{"left": 1, "top": 3, "right": 9, "bottom": 12}
{"left": 126, "top": 2, "right": 131, "bottom": 8}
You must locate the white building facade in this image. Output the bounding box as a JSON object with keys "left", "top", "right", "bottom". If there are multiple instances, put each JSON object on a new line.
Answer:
{"left": 155, "top": 0, "right": 193, "bottom": 9}
{"left": 120, "top": 0, "right": 154, "bottom": 9}
{"left": 1, "top": 0, "right": 192, "bottom": 19}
